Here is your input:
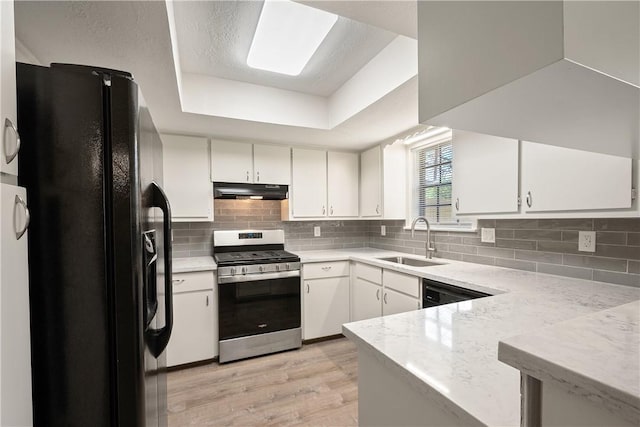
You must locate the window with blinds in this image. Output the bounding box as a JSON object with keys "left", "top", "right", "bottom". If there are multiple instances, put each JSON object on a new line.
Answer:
{"left": 413, "top": 141, "right": 454, "bottom": 224}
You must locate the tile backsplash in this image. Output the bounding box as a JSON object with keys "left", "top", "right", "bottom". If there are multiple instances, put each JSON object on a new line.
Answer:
{"left": 171, "top": 199, "right": 368, "bottom": 258}
{"left": 368, "top": 218, "right": 640, "bottom": 287}
{"left": 173, "top": 200, "right": 639, "bottom": 287}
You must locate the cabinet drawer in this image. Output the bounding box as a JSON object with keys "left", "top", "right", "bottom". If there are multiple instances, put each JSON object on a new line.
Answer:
{"left": 172, "top": 271, "right": 215, "bottom": 293}
{"left": 303, "top": 261, "right": 349, "bottom": 279}
{"left": 383, "top": 270, "right": 420, "bottom": 298}
{"left": 354, "top": 263, "right": 382, "bottom": 285}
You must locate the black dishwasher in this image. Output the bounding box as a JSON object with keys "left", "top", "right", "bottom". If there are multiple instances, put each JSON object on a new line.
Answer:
{"left": 422, "top": 278, "right": 490, "bottom": 307}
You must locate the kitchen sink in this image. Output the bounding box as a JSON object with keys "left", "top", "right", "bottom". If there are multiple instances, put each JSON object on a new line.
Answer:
{"left": 377, "top": 256, "right": 444, "bottom": 267}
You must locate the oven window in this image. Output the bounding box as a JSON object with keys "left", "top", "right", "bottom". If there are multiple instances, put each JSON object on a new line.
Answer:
{"left": 219, "top": 276, "right": 301, "bottom": 340}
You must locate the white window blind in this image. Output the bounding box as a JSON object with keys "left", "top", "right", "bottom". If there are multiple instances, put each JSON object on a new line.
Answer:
{"left": 413, "top": 141, "right": 455, "bottom": 224}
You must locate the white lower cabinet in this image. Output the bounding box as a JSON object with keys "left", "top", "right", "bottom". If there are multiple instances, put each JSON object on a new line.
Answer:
{"left": 352, "top": 262, "right": 421, "bottom": 322}
{"left": 302, "top": 262, "right": 350, "bottom": 340}
{"left": 0, "top": 183, "right": 33, "bottom": 425}
{"left": 383, "top": 288, "right": 421, "bottom": 316}
{"left": 352, "top": 278, "right": 382, "bottom": 322}
{"left": 166, "top": 271, "right": 217, "bottom": 367}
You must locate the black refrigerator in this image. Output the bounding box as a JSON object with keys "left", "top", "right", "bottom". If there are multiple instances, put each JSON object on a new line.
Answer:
{"left": 16, "top": 62, "right": 173, "bottom": 427}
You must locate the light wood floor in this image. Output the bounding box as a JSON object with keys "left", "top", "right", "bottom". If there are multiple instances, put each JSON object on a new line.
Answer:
{"left": 167, "top": 337, "right": 358, "bottom": 426}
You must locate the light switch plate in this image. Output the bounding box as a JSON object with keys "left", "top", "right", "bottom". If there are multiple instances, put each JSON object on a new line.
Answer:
{"left": 578, "top": 231, "right": 596, "bottom": 252}
{"left": 381, "top": 225, "right": 386, "bottom": 236}
{"left": 313, "top": 226, "right": 321, "bottom": 237}
{"left": 481, "top": 227, "right": 496, "bottom": 243}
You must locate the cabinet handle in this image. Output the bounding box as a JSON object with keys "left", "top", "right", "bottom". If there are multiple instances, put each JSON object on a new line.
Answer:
{"left": 330, "top": 206, "right": 333, "bottom": 216}
{"left": 14, "top": 195, "right": 30, "bottom": 240}
{"left": 455, "top": 198, "right": 459, "bottom": 211}
{"left": 321, "top": 266, "right": 332, "bottom": 271}
{"left": 206, "top": 295, "right": 209, "bottom": 306}
{"left": 526, "top": 191, "right": 532, "bottom": 208}
{"left": 376, "top": 288, "right": 380, "bottom": 301}
{"left": 376, "top": 204, "right": 380, "bottom": 214}
{"left": 306, "top": 283, "right": 310, "bottom": 293}
{"left": 172, "top": 279, "right": 185, "bottom": 284}
{"left": 322, "top": 205, "right": 326, "bottom": 215}
{"left": 246, "top": 171, "right": 250, "bottom": 182}
{"left": 4, "top": 118, "right": 21, "bottom": 165}
{"left": 383, "top": 292, "right": 388, "bottom": 304}
{"left": 256, "top": 171, "right": 260, "bottom": 182}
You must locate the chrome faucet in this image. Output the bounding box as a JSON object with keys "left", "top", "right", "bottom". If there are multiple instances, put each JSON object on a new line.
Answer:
{"left": 411, "top": 216, "right": 436, "bottom": 259}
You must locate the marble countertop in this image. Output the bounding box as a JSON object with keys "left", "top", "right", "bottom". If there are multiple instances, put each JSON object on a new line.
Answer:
{"left": 293, "top": 248, "right": 640, "bottom": 426}
{"left": 173, "top": 256, "right": 217, "bottom": 273}
{"left": 499, "top": 300, "right": 640, "bottom": 425}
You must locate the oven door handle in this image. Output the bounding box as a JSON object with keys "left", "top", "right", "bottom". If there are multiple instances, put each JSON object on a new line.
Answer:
{"left": 218, "top": 270, "right": 300, "bottom": 284}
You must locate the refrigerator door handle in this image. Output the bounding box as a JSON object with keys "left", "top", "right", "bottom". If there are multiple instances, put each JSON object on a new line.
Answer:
{"left": 147, "top": 182, "right": 174, "bottom": 358}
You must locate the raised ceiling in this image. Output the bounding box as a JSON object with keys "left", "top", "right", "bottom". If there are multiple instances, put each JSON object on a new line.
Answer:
{"left": 173, "top": 1, "right": 396, "bottom": 97}
{"left": 14, "top": 0, "right": 422, "bottom": 150}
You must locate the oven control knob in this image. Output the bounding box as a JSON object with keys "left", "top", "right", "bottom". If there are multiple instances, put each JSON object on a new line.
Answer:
{"left": 285, "top": 263, "right": 290, "bottom": 271}
{"left": 259, "top": 266, "right": 263, "bottom": 272}
{"left": 241, "top": 267, "right": 247, "bottom": 275}
{"left": 230, "top": 268, "right": 236, "bottom": 276}
{"left": 275, "top": 264, "right": 280, "bottom": 272}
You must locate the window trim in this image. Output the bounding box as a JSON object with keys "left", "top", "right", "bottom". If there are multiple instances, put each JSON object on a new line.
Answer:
{"left": 405, "top": 133, "right": 477, "bottom": 232}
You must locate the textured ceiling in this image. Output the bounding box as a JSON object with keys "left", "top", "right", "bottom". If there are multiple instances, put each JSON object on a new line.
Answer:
{"left": 297, "top": 1, "right": 418, "bottom": 39}
{"left": 14, "top": 0, "right": 421, "bottom": 150}
{"left": 173, "top": 1, "right": 396, "bottom": 96}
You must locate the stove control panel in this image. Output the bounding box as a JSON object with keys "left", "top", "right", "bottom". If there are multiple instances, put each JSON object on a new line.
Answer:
{"left": 218, "top": 262, "right": 301, "bottom": 278}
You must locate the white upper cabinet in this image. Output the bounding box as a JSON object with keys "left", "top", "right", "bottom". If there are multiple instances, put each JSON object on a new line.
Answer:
{"left": 210, "top": 140, "right": 253, "bottom": 183}
{"left": 291, "top": 148, "right": 327, "bottom": 217}
{"left": 211, "top": 140, "right": 290, "bottom": 185}
{"left": 1, "top": 0, "right": 19, "bottom": 177}
{"left": 360, "top": 146, "right": 382, "bottom": 217}
{"left": 327, "top": 151, "right": 359, "bottom": 217}
{"left": 360, "top": 142, "right": 406, "bottom": 219}
{"left": 452, "top": 130, "right": 519, "bottom": 215}
{"left": 253, "top": 144, "right": 290, "bottom": 185}
{"left": 521, "top": 141, "right": 633, "bottom": 212}
{"left": 161, "top": 134, "right": 213, "bottom": 222}
{"left": 288, "top": 149, "right": 358, "bottom": 219}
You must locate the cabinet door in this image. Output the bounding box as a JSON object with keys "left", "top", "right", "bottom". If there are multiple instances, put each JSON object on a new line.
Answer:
{"left": 383, "top": 288, "right": 420, "bottom": 316}
{"left": 1, "top": 0, "right": 19, "bottom": 177}
{"left": 166, "top": 290, "right": 215, "bottom": 367}
{"left": 303, "top": 277, "right": 350, "bottom": 340}
{"left": 452, "top": 130, "right": 519, "bottom": 215}
{"left": 161, "top": 134, "right": 213, "bottom": 222}
{"left": 210, "top": 139, "right": 253, "bottom": 183}
{"left": 253, "top": 144, "right": 290, "bottom": 185}
{"left": 360, "top": 145, "right": 382, "bottom": 217}
{"left": 292, "top": 148, "right": 327, "bottom": 217}
{"left": 521, "top": 141, "right": 632, "bottom": 212}
{"left": 352, "top": 278, "right": 382, "bottom": 322}
{"left": 0, "top": 184, "right": 33, "bottom": 425}
{"left": 327, "top": 151, "right": 359, "bottom": 217}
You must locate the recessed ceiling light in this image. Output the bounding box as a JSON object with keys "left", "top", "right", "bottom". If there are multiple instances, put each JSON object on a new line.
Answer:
{"left": 247, "top": 0, "right": 338, "bottom": 76}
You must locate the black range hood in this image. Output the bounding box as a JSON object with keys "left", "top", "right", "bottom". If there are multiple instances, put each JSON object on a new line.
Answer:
{"left": 213, "top": 182, "right": 288, "bottom": 200}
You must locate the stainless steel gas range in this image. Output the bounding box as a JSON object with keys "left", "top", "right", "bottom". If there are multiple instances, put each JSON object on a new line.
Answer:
{"left": 213, "top": 230, "right": 301, "bottom": 363}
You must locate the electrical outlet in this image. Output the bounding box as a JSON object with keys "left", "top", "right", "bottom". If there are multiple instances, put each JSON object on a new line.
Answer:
{"left": 578, "top": 231, "right": 596, "bottom": 252}
{"left": 381, "top": 225, "right": 386, "bottom": 236}
{"left": 481, "top": 227, "right": 496, "bottom": 243}
{"left": 313, "top": 226, "right": 321, "bottom": 237}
